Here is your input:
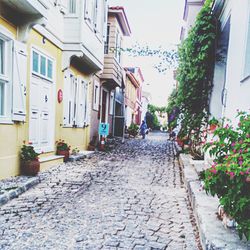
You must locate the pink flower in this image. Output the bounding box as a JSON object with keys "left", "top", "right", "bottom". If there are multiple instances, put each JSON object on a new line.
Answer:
{"left": 231, "top": 142, "right": 236, "bottom": 147}
{"left": 233, "top": 149, "right": 237, "bottom": 153}
{"left": 210, "top": 169, "right": 217, "bottom": 174}
{"left": 238, "top": 161, "right": 243, "bottom": 166}
{"left": 225, "top": 124, "right": 229, "bottom": 129}
{"left": 240, "top": 171, "right": 244, "bottom": 175}
{"left": 238, "top": 122, "right": 241, "bottom": 126}
{"left": 239, "top": 139, "right": 243, "bottom": 144}
{"left": 247, "top": 134, "right": 250, "bottom": 138}
{"left": 225, "top": 155, "right": 229, "bottom": 159}
{"left": 239, "top": 149, "right": 243, "bottom": 154}
{"left": 229, "top": 172, "right": 235, "bottom": 179}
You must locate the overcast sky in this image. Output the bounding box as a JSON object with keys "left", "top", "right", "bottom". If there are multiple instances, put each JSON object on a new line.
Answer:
{"left": 109, "top": 0, "right": 185, "bottom": 106}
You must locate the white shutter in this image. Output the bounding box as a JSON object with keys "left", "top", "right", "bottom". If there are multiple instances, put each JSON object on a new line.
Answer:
{"left": 72, "top": 76, "right": 78, "bottom": 127}
{"left": 77, "top": 77, "right": 85, "bottom": 127}
{"left": 63, "top": 71, "right": 72, "bottom": 126}
{"left": 93, "top": 80, "right": 100, "bottom": 111}
{"left": 85, "top": 81, "right": 90, "bottom": 125}
{"left": 12, "top": 40, "right": 27, "bottom": 122}
{"left": 103, "top": 0, "right": 108, "bottom": 40}
{"left": 84, "top": 0, "right": 91, "bottom": 20}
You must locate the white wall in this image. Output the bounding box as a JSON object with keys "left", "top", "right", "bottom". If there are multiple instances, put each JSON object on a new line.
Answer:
{"left": 212, "top": 0, "right": 250, "bottom": 125}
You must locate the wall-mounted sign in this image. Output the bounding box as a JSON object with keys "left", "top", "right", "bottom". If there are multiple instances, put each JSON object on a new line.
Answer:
{"left": 99, "top": 123, "right": 109, "bottom": 136}
{"left": 58, "top": 89, "right": 63, "bottom": 103}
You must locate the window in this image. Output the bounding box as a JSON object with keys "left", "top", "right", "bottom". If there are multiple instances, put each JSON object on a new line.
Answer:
{"left": 115, "top": 31, "right": 122, "bottom": 63}
{"left": 0, "top": 39, "right": 3, "bottom": 74}
{"left": 93, "top": 80, "right": 100, "bottom": 111}
{"left": 32, "top": 49, "right": 53, "bottom": 80}
{"left": 32, "top": 51, "right": 39, "bottom": 73}
{"left": 40, "top": 55, "right": 46, "bottom": 76}
{"left": 0, "top": 81, "right": 4, "bottom": 116}
{"left": 104, "top": 24, "right": 110, "bottom": 54}
{"left": 64, "top": 73, "right": 89, "bottom": 127}
{"left": 109, "top": 91, "right": 114, "bottom": 115}
{"left": 243, "top": 11, "right": 250, "bottom": 80}
{"left": 68, "top": 0, "right": 76, "bottom": 14}
{"left": 0, "top": 35, "right": 12, "bottom": 122}
{"left": 47, "top": 59, "right": 53, "bottom": 79}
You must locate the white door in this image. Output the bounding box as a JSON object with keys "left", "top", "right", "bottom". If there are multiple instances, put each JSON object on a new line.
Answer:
{"left": 29, "top": 75, "right": 55, "bottom": 152}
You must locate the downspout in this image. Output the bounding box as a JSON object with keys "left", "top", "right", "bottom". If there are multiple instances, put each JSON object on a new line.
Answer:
{"left": 112, "top": 89, "right": 116, "bottom": 136}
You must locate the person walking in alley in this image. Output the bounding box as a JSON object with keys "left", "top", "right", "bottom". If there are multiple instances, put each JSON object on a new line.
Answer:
{"left": 140, "top": 120, "right": 148, "bottom": 139}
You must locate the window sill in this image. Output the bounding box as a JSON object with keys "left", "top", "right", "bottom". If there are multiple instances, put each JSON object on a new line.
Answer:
{"left": 0, "top": 119, "right": 14, "bottom": 125}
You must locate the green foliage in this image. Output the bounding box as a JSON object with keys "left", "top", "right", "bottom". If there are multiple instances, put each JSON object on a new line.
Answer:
{"left": 147, "top": 104, "right": 164, "bottom": 129}
{"left": 56, "top": 140, "right": 70, "bottom": 151}
{"left": 20, "top": 144, "right": 39, "bottom": 162}
{"left": 166, "top": 89, "right": 178, "bottom": 130}
{"left": 202, "top": 112, "right": 250, "bottom": 240}
{"left": 208, "top": 117, "right": 219, "bottom": 125}
{"left": 128, "top": 123, "right": 139, "bottom": 137}
{"left": 176, "top": 0, "right": 217, "bottom": 144}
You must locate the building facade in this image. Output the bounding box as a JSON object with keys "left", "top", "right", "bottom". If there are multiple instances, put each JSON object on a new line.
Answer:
{"left": 0, "top": 0, "right": 108, "bottom": 179}
{"left": 93, "top": 6, "right": 131, "bottom": 138}
{"left": 180, "top": 0, "right": 205, "bottom": 41}
{"left": 210, "top": 0, "right": 250, "bottom": 125}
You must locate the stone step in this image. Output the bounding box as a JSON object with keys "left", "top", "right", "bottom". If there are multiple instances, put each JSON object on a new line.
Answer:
{"left": 68, "top": 151, "right": 95, "bottom": 162}
{"left": 39, "top": 155, "right": 64, "bottom": 171}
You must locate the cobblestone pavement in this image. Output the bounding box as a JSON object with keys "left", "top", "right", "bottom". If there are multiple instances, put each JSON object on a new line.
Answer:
{"left": 0, "top": 132, "right": 201, "bottom": 250}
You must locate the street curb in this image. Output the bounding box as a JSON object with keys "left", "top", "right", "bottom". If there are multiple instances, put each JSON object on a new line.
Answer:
{"left": 0, "top": 177, "right": 40, "bottom": 207}
{"left": 178, "top": 152, "right": 250, "bottom": 250}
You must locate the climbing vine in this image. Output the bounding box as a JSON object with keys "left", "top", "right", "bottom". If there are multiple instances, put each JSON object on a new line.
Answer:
{"left": 174, "top": 0, "right": 217, "bottom": 153}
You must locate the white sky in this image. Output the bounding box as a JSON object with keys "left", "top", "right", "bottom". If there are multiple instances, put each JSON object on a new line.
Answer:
{"left": 109, "top": 0, "right": 185, "bottom": 106}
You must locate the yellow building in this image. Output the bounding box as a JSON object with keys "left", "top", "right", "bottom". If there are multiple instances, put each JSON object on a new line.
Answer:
{"left": 0, "top": 0, "right": 107, "bottom": 179}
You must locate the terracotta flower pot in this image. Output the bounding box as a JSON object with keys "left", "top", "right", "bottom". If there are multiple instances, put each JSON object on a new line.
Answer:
{"left": 21, "top": 160, "right": 40, "bottom": 176}
{"left": 209, "top": 124, "right": 217, "bottom": 132}
{"left": 57, "top": 149, "right": 70, "bottom": 162}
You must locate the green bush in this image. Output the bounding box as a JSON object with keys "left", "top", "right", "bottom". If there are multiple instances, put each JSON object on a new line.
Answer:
{"left": 202, "top": 112, "right": 250, "bottom": 240}
{"left": 128, "top": 123, "right": 139, "bottom": 137}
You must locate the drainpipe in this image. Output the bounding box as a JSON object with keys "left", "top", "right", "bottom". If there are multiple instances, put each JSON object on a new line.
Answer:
{"left": 112, "top": 89, "right": 116, "bottom": 137}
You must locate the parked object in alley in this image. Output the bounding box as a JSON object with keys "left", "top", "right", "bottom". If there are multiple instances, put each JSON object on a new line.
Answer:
{"left": 139, "top": 120, "right": 148, "bottom": 139}
{"left": 20, "top": 144, "right": 40, "bottom": 176}
{"left": 56, "top": 140, "right": 70, "bottom": 162}
{"left": 127, "top": 123, "right": 139, "bottom": 137}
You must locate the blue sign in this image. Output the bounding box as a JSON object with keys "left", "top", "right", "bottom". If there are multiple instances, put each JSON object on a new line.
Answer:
{"left": 99, "top": 123, "right": 109, "bottom": 136}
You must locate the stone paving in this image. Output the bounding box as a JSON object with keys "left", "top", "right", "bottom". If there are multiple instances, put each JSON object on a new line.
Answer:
{"left": 0, "top": 132, "right": 200, "bottom": 250}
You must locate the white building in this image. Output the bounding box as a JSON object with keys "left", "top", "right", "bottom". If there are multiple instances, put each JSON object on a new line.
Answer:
{"left": 210, "top": 0, "right": 250, "bottom": 125}
{"left": 141, "top": 91, "right": 151, "bottom": 122}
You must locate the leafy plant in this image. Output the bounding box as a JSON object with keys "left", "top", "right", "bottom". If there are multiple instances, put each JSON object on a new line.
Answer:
{"left": 72, "top": 147, "right": 80, "bottom": 155}
{"left": 20, "top": 144, "right": 39, "bottom": 162}
{"left": 208, "top": 117, "right": 219, "bottom": 125}
{"left": 174, "top": 0, "right": 217, "bottom": 151}
{"left": 202, "top": 111, "right": 250, "bottom": 240}
{"left": 127, "top": 123, "right": 139, "bottom": 137}
{"left": 56, "top": 140, "right": 70, "bottom": 151}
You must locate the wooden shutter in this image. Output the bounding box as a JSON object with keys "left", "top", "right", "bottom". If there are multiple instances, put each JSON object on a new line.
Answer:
{"left": 12, "top": 40, "right": 27, "bottom": 122}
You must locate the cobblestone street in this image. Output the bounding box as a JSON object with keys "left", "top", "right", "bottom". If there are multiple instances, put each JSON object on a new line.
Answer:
{"left": 0, "top": 133, "right": 200, "bottom": 250}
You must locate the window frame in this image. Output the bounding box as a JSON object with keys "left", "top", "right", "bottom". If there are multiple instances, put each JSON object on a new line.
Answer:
{"left": 0, "top": 30, "right": 13, "bottom": 124}
{"left": 241, "top": 3, "right": 250, "bottom": 82}
{"left": 109, "top": 91, "right": 114, "bottom": 115}
{"left": 93, "top": 80, "right": 100, "bottom": 111}
{"left": 104, "top": 23, "right": 110, "bottom": 54}
{"left": 31, "top": 48, "right": 54, "bottom": 82}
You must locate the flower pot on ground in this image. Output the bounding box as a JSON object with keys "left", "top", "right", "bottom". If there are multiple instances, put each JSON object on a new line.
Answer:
{"left": 56, "top": 140, "right": 70, "bottom": 162}
{"left": 21, "top": 159, "right": 40, "bottom": 176}
{"left": 20, "top": 144, "right": 40, "bottom": 176}
{"left": 208, "top": 117, "right": 219, "bottom": 132}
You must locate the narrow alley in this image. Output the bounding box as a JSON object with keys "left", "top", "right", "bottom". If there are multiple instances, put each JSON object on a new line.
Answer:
{"left": 0, "top": 133, "right": 200, "bottom": 250}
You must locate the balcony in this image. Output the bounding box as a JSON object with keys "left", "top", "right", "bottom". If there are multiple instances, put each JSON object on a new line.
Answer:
{"left": 1, "top": 0, "right": 48, "bottom": 17}
{"left": 101, "top": 56, "right": 123, "bottom": 89}
{"left": 0, "top": 0, "right": 48, "bottom": 41}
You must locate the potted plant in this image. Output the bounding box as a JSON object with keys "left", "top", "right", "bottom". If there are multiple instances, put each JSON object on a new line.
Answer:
{"left": 56, "top": 140, "right": 70, "bottom": 162}
{"left": 127, "top": 123, "right": 139, "bottom": 137}
{"left": 208, "top": 117, "right": 219, "bottom": 132}
{"left": 20, "top": 143, "right": 40, "bottom": 176}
